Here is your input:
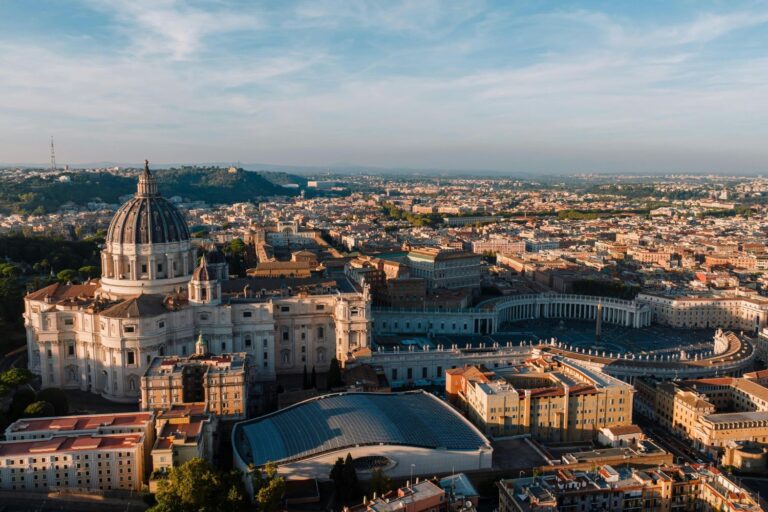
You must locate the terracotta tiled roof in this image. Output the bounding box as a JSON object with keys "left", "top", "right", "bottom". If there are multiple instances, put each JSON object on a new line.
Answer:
{"left": 26, "top": 281, "right": 99, "bottom": 302}
{"left": 100, "top": 294, "right": 170, "bottom": 318}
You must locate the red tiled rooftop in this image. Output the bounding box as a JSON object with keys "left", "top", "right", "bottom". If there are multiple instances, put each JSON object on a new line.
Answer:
{"left": 529, "top": 388, "right": 565, "bottom": 398}
{"left": 26, "top": 282, "right": 100, "bottom": 302}
{"left": 8, "top": 412, "right": 153, "bottom": 434}
{"left": 0, "top": 434, "right": 143, "bottom": 456}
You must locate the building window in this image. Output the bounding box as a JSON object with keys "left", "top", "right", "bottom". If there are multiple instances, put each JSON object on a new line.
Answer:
{"left": 317, "top": 326, "right": 324, "bottom": 338}
{"left": 141, "top": 264, "right": 147, "bottom": 273}
{"left": 68, "top": 344, "right": 75, "bottom": 357}
{"left": 126, "top": 351, "right": 135, "bottom": 365}
{"left": 244, "top": 335, "right": 252, "bottom": 348}
{"left": 64, "top": 318, "right": 74, "bottom": 326}
{"left": 282, "top": 327, "right": 289, "bottom": 341}
{"left": 281, "top": 306, "right": 290, "bottom": 312}
{"left": 243, "top": 311, "right": 252, "bottom": 318}
{"left": 316, "top": 304, "right": 325, "bottom": 310}
{"left": 124, "top": 325, "right": 135, "bottom": 333}
{"left": 157, "top": 263, "right": 163, "bottom": 273}
{"left": 158, "top": 321, "right": 165, "bottom": 328}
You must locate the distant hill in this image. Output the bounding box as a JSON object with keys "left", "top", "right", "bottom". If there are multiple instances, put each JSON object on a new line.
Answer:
{"left": 0, "top": 167, "right": 304, "bottom": 214}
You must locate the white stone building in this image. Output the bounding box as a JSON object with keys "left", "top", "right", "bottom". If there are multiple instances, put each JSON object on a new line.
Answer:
{"left": 24, "top": 162, "right": 371, "bottom": 403}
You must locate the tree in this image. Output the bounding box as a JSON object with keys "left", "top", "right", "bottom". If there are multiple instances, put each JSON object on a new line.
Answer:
{"left": 0, "top": 368, "right": 34, "bottom": 388}
{"left": 342, "top": 453, "right": 359, "bottom": 503}
{"left": 302, "top": 364, "right": 310, "bottom": 390}
{"left": 329, "top": 454, "right": 360, "bottom": 506}
{"left": 369, "top": 468, "right": 393, "bottom": 497}
{"left": 330, "top": 457, "right": 345, "bottom": 498}
{"left": 0, "top": 263, "right": 20, "bottom": 278}
{"left": 78, "top": 265, "right": 99, "bottom": 279}
{"left": 252, "top": 462, "right": 285, "bottom": 512}
{"left": 36, "top": 387, "right": 69, "bottom": 415}
{"left": 223, "top": 238, "right": 247, "bottom": 277}
{"left": 23, "top": 400, "right": 55, "bottom": 417}
{"left": 328, "top": 358, "right": 343, "bottom": 389}
{"left": 310, "top": 366, "right": 317, "bottom": 389}
{"left": 150, "top": 458, "right": 247, "bottom": 512}
{"left": 256, "top": 476, "right": 285, "bottom": 512}
{"left": 9, "top": 387, "right": 35, "bottom": 417}
{"left": 56, "top": 268, "right": 78, "bottom": 284}
{"left": 0, "top": 277, "right": 24, "bottom": 323}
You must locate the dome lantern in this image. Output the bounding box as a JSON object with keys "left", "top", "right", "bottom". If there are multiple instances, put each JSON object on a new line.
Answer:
{"left": 137, "top": 159, "right": 158, "bottom": 197}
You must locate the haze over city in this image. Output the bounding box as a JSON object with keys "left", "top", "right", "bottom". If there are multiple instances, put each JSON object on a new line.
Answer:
{"left": 2, "top": 0, "right": 768, "bottom": 173}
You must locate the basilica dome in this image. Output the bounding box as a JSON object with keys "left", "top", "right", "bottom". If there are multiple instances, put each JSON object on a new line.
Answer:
{"left": 99, "top": 161, "right": 197, "bottom": 297}
{"left": 106, "top": 189, "right": 189, "bottom": 245}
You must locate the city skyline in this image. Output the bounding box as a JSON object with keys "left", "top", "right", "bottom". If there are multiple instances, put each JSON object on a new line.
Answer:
{"left": 2, "top": 0, "right": 768, "bottom": 173}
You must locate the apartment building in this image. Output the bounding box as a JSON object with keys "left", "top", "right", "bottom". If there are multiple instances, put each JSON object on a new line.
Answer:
{"left": 497, "top": 464, "right": 760, "bottom": 512}
{"left": 471, "top": 237, "right": 526, "bottom": 255}
{"left": 638, "top": 292, "right": 768, "bottom": 331}
{"left": 636, "top": 376, "right": 768, "bottom": 462}
{"left": 150, "top": 404, "right": 215, "bottom": 489}
{"left": 352, "top": 480, "right": 446, "bottom": 512}
{"left": 0, "top": 434, "right": 146, "bottom": 493}
{"left": 405, "top": 248, "right": 481, "bottom": 291}
{"left": 141, "top": 342, "right": 250, "bottom": 419}
{"left": 448, "top": 357, "right": 634, "bottom": 442}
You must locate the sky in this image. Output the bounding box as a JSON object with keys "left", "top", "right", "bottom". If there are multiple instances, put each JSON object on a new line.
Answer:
{"left": 1, "top": 1, "right": 768, "bottom": 174}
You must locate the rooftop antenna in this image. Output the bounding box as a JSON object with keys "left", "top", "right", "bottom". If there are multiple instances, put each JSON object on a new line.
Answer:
{"left": 50, "top": 136, "right": 57, "bottom": 171}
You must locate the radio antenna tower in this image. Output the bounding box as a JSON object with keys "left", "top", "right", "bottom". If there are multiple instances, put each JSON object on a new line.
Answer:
{"left": 50, "top": 136, "right": 57, "bottom": 171}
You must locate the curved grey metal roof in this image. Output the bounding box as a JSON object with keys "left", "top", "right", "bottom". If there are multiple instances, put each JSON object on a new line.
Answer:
{"left": 234, "top": 391, "right": 488, "bottom": 466}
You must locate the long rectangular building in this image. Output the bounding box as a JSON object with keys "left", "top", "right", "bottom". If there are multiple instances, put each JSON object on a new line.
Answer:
{"left": 1, "top": 411, "right": 155, "bottom": 494}
{"left": 448, "top": 356, "right": 634, "bottom": 442}
{"left": 0, "top": 434, "right": 146, "bottom": 493}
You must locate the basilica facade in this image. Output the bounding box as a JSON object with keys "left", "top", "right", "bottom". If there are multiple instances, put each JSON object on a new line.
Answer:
{"left": 23, "top": 162, "right": 370, "bottom": 402}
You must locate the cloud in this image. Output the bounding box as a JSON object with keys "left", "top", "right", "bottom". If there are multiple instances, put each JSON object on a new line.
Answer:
{"left": 85, "top": 0, "right": 259, "bottom": 60}
{"left": 291, "top": 0, "right": 486, "bottom": 39}
{"left": 1, "top": 1, "right": 768, "bottom": 171}
{"left": 555, "top": 8, "right": 768, "bottom": 49}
